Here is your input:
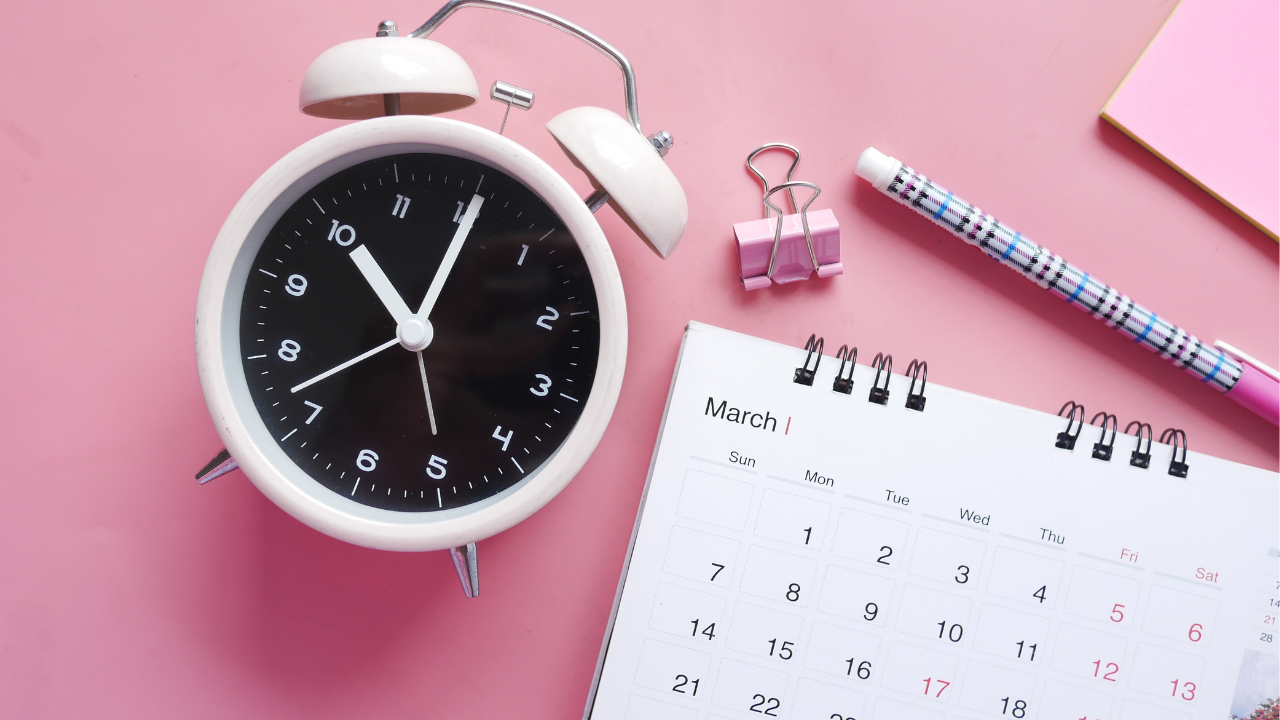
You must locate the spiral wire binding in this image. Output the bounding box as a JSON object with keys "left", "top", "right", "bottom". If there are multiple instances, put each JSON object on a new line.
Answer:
{"left": 1089, "top": 412, "right": 1118, "bottom": 461}
{"left": 905, "top": 360, "right": 928, "bottom": 411}
{"left": 794, "top": 334, "right": 823, "bottom": 386}
{"left": 832, "top": 345, "right": 857, "bottom": 394}
{"left": 1125, "top": 421, "right": 1153, "bottom": 468}
{"left": 1160, "top": 428, "right": 1190, "bottom": 478}
{"left": 791, "top": 337, "right": 925, "bottom": 411}
{"left": 868, "top": 353, "right": 893, "bottom": 405}
{"left": 1052, "top": 410, "right": 1186, "bottom": 477}
{"left": 1055, "top": 401, "right": 1086, "bottom": 450}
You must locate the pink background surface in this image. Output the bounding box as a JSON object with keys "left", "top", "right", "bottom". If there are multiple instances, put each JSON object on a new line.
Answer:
{"left": 1104, "top": 0, "right": 1280, "bottom": 237}
{"left": 0, "top": 0, "right": 1276, "bottom": 717}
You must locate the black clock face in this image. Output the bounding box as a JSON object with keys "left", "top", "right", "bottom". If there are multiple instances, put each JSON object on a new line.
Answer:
{"left": 238, "top": 152, "right": 600, "bottom": 512}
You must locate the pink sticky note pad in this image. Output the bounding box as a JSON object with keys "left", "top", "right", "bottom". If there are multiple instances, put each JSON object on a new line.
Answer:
{"left": 1102, "top": 0, "right": 1279, "bottom": 239}
{"left": 734, "top": 209, "right": 841, "bottom": 290}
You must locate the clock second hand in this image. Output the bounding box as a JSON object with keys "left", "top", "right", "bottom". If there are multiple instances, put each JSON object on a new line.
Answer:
{"left": 399, "top": 193, "right": 482, "bottom": 436}
{"left": 416, "top": 351, "right": 438, "bottom": 435}
{"left": 290, "top": 338, "right": 399, "bottom": 394}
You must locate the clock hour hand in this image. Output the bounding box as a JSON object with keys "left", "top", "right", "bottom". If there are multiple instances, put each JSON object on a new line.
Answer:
{"left": 350, "top": 245, "right": 413, "bottom": 324}
{"left": 417, "top": 194, "right": 484, "bottom": 318}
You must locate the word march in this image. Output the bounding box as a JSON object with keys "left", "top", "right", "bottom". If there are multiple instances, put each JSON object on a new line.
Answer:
{"left": 705, "top": 397, "right": 778, "bottom": 432}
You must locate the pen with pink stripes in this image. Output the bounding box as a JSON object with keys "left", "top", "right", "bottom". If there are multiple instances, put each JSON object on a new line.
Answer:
{"left": 855, "top": 147, "right": 1279, "bottom": 426}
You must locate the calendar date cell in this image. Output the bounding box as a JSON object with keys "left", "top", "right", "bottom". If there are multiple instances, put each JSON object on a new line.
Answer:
{"left": 909, "top": 527, "right": 987, "bottom": 588}
{"left": 880, "top": 641, "right": 959, "bottom": 699}
{"left": 791, "top": 677, "right": 868, "bottom": 720}
{"left": 895, "top": 584, "right": 973, "bottom": 645}
{"left": 625, "top": 695, "right": 698, "bottom": 720}
{"left": 677, "top": 469, "right": 754, "bottom": 531}
{"left": 972, "top": 603, "right": 1051, "bottom": 664}
{"left": 1127, "top": 642, "right": 1205, "bottom": 701}
{"left": 987, "top": 546, "right": 1065, "bottom": 609}
{"left": 1037, "top": 680, "right": 1114, "bottom": 720}
{"left": 872, "top": 697, "right": 945, "bottom": 720}
{"left": 649, "top": 583, "right": 726, "bottom": 643}
{"left": 726, "top": 602, "right": 804, "bottom": 662}
{"left": 754, "top": 488, "right": 831, "bottom": 549}
{"left": 1119, "top": 699, "right": 1191, "bottom": 720}
{"left": 1064, "top": 566, "right": 1142, "bottom": 628}
{"left": 802, "top": 621, "right": 881, "bottom": 682}
{"left": 740, "top": 546, "right": 818, "bottom": 607}
{"left": 711, "top": 658, "right": 790, "bottom": 716}
{"left": 1140, "top": 585, "right": 1219, "bottom": 646}
{"left": 831, "top": 508, "right": 909, "bottom": 569}
{"left": 663, "top": 526, "right": 741, "bottom": 587}
{"left": 634, "top": 639, "right": 712, "bottom": 698}
{"left": 1050, "top": 624, "right": 1128, "bottom": 684}
{"left": 957, "top": 661, "right": 1035, "bottom": 717}
{"left": 816, "top": 564, "right": 896, "bottom": 626}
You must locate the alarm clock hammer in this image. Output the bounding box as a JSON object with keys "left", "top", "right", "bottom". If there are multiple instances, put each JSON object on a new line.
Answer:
{"left": 193, "top": 0, "right": 688, "bottom": 598}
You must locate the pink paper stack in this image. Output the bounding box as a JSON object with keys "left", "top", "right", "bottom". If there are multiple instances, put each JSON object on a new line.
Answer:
{"left": 1102, "top": 0, "right": 1279, "bottom": 240}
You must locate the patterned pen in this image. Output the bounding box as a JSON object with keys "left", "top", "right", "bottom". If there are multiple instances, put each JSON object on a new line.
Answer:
{"left": 855, "top": 147, "right": 1278, "bottom": 426}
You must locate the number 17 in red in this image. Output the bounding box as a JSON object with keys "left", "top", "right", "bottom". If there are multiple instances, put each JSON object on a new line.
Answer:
{"left": 921, "top": 677, "right": 950, "bottom": 698}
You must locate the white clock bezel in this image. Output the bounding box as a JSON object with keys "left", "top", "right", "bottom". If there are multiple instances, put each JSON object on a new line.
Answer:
{"left": 195, "top": 115, "right": 626, "bottom": 552}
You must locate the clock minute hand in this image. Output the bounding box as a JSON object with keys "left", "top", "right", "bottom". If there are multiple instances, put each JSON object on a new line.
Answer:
{"left": 418, "top": 194, "right": 484, "bottom": 318}
{"left": 350, "top": 245, "right": 413, "bottom": 324}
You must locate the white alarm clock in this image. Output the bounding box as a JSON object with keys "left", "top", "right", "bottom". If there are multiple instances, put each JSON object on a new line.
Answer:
{"left": 193, "top": 0, "right": 687, "bottom": 596}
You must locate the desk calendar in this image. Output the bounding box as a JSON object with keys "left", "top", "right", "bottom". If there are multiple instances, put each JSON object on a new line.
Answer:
{"left": 584, "top": 323, "right": 1279, "bottom": 720}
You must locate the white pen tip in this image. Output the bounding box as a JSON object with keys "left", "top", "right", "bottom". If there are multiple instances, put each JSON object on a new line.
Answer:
{"left": 856, "top": 147, "right": 899, "bottom": 190}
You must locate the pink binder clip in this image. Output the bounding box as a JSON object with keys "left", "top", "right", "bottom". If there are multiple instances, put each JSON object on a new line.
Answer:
{"left": 734, "top": 144, "right": 842, "bottom": 290}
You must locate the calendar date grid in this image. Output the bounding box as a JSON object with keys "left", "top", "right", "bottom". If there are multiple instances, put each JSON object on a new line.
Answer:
{"left": 629, "top": 460, "right": 1227, "bottom": 719}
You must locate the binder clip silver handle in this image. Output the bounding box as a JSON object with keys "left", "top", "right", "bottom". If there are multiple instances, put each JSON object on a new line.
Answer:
{"left": 734, "top": 143, "right": 842, "bottom": 290}
{"left": 746, "top": 143, "right": 801, "bottom": 217}
{"left": 763, "top": 181, "right": 821, "bottom": 280}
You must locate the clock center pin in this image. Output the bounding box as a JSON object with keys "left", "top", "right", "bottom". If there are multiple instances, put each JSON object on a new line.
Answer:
{"left": 397, "top": 316, "right": 433, "bottom": 351}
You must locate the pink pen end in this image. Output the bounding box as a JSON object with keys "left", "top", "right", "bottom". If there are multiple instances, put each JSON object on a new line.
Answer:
{"left": 1226, "top": 362, "right": 1280, "bottom": 426}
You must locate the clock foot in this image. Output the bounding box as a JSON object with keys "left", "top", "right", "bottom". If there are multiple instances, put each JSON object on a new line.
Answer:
{"left": 448, "top": 542, "right": 479, "bottom": 598}
{"left": 195, "top": 448, "right": 239, "bottom": 485}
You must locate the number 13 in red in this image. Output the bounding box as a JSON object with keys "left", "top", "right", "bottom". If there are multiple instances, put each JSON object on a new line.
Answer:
{"left": 1170, "top": 679, "right": 1196, "bottom": 701}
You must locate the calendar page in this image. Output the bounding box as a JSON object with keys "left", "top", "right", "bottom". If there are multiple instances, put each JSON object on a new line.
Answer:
{"left": 585, "top": 323, "right": 1279, "bottom": 720}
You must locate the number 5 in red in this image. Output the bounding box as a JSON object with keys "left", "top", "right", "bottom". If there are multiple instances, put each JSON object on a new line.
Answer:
{"left": 1109, "top": 603, "right": 1125, "bottom": 623}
